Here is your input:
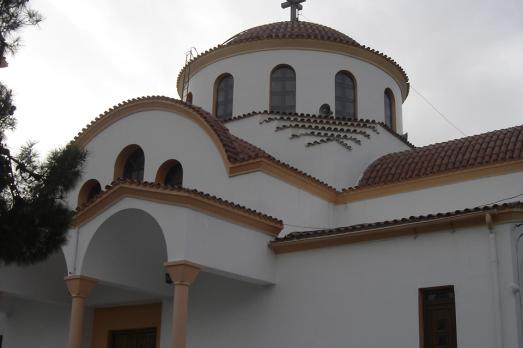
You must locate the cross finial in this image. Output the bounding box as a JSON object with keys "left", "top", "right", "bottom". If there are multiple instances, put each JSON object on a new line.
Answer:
{"left": 281, "top": 0, "right": 306, "bottom": 22}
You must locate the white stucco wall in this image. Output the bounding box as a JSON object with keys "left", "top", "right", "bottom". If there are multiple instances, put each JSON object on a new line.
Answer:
{"left": 1, "top": 297, "right": 70, "bottom": 348}
{"left": 225, "top": 114, "right": 410, "bottom": 189}
{"left": 71, "top": 198, "right": 276, "bottom": 286}
{"left": 66, "top": 109, "right": 335, "bottom": 235}
{"left": 188, "top": 49, "right": 404, "bottom": 132}
{"left": 181, "top": 223, "right": 521, "bottom": 348}
{"left": 514, "top": 224, "right": 523, "bottom": 347}
{"left": 336, "top": 171, "right": 523, "bottom": 228}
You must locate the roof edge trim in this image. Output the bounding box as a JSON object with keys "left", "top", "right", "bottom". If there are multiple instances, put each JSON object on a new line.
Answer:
{"left": 270, "top": 204, "right": 523, "bottom": 253}
{"left": 73, "top": 180, "right": 283, "bottom": 236}
{"left": 176, "top": 39, "right": 410, "bottom": 101}
{"left": 339, "top": 159, "right": 523, "bottom": 203}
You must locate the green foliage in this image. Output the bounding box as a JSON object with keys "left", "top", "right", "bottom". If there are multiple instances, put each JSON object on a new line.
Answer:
{"left": 0, "top": 1, "right": 86, "bottom": 265}
{"left": 0, "top": 0, "right": 43, "bottom": 58}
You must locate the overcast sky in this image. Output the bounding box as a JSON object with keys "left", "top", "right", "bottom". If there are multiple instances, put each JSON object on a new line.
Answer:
{"left": 1, "top": 0, "right": 522, "bottom": 157}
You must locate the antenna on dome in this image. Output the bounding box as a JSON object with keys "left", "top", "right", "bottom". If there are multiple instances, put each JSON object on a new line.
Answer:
{"left": 281, "top": 0, "right": 306, "bottom": 22}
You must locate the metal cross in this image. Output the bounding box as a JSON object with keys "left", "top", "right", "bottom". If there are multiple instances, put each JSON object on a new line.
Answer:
{"left": 281, "top": 0, "right": 306, "bottom": 22}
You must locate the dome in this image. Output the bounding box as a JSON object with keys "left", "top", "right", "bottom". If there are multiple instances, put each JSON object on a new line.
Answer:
{"left": 223, "top": 21, "right": 360, "bottom": 47}
{"left": 177, "top": 21, "right": 409, "bottom": 100}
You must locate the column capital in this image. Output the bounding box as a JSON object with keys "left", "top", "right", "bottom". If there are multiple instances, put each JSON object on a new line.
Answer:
{"left": 64, "top": 275, "right": 98, "bottom": 298}
{"left": 164, "top": 260, "right": 201, "bottom": 286}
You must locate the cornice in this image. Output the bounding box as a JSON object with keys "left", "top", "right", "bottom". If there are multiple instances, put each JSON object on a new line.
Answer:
{"left": 271, "top": 203, "right": 523, "bottom": 253}
{"left": 176, "top": 39, "right": 410, "bottom": 101}
{"left": 73, "top": 180, "right": 283, "bottom": 236}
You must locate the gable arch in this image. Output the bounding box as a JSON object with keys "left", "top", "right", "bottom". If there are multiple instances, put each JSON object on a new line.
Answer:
{"left": 73, "top": 97, "right": 234, "bottom": 171}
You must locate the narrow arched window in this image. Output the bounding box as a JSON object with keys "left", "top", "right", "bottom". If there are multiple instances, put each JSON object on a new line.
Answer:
{"left": 114, "top": 145, "right": 145, "bottom": 181}
{"left": 155, "top": 160, "right": 183, "bottom": 187}
{"left": 124, "top": 148, "right": 145, "bottom": 181}
{"left": 78, "top": 179, "right": 102, "bottom": 206}
{"left": 335, "top": 71, "right": 356, "bottom": 119}
{"left": 270, "top": 65, "right": 296, "bottom": 113}
{"left": 214, "top": 74, "right": 234, "bottom": 119}
{"left": 384, "top": 88, "right": 396, "bottom": 130}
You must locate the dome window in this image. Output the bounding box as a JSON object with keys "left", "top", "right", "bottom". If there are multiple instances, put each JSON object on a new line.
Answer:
{"left": 384, "top": 88, "right": 396, "bottom": 130}
{"left": 156, "top": 160, "right": 183, "bottom": 187}
{"left": 270, "top": 65, "right": 296, "bottom": 113}
{"left": 114, "top": 145, "right": 145, "bottom": 182}
{"left": 214, "top": 74, "right": 234, "bottom": 119}
{"left": 335, "top": 71, "right": 356, "bottom": 119}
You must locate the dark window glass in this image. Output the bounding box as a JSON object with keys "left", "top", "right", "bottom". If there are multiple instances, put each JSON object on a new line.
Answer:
{"left": 123, "top": 148, "right": 145, "bottom": 181}
{"left": 87, "top": 182, "right": 101, "bottom": 202}
{"left": 421, "top": 286, "right": 457, "bottom": 348}
{"left": 270, "top": 66, "right": 296, "bottom": 113}
{"left": 215, "top": 75, "right": 234, "bottom": 119}
{"left": 384, "top": 89, "right": 394, "bottom": 128}
{"left": 335, "top": 72, "right": 356, "bottom": 119}
{"left": 111, "top": 328, "right": 156, "bottom": 348}
{"left": 164, "top": 161, "right": 183, "bottom": 187}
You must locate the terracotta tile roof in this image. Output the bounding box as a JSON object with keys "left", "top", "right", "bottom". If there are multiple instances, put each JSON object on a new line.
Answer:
{"left": 358, "top": 124, "right": 523, "bottom": 187}
{"left": 73, "top": 96, "right": 271, "bottom": 164}
{"left": 76, "top": 178, "right": 283, "bottom": 227}
{"left": 73, "top": 96, "right": 335, "bottom": 191}
{"left": 222, "top": 110, "right": 415, "bottom": 148}
{"left": 277, "top": 125, "right": 369, "bottom": 139}
{"left": 272, "top": 201, "right": 523, "bottom": 244}
{"left": 306, "top": 138, "right": 353, "bottom": 151}
{"left": 223, "top": 21, "right": 359, "bottom": 46}
{"left": 177, "top": 21, "right": 409, "bottom": 98}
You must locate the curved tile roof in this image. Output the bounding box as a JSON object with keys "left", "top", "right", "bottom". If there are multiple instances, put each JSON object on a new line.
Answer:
{"left": 223, "top": 21, "right": 359, "bottom": 46}
{"left": 358, "top": 124, "right": 523, "bottom": 187}
{"left": 177, "top": 21, "right": 409, "bottom": 98}
{"left": 72, "top": 96, "right": 336, "bottom": 191}
{"left": 74, "top": 179, "right": 283, "bottom": 234}
{"left": 221, "top": 110, "right": 415, "bottom": 148}
{"left": 272, "top": 201, "right": 523, "bottom": 244}
{"left": 73, "top": 96, "right": 268, "bottom": 164}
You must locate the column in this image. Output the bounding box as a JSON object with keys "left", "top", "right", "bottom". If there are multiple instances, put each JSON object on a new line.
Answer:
{"left": 64, "top": 275, "right": 97, "bottom": 348}
{"left": 164, "top": 261, "right": 201, "bottom": 348}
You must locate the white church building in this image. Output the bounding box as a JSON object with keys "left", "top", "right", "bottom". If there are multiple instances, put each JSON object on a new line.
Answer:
{"left": 1, "top": 2, "right": 523, "bottom": 348}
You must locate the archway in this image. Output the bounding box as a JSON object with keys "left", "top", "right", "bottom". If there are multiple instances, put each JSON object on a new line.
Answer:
{"left": 81, "top": 208, "right": 169, "bottom": 296}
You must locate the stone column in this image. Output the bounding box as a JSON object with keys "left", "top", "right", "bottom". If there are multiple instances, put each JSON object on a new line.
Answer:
{"left": 164, "top": 261, "right": 201, "bottom": 348}
{"left": 64, "top": 275, "right": 97, "bottom": 348}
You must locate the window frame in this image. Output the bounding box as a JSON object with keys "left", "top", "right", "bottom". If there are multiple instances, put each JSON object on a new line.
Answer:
{"left": 334, "top": 70, "right": 357, "bottom": 119}
{"left": 77, "top": 179, "right": 102, "bottom": 206}
{"left": 419, "top": 285, "right": 458, "bottom": 348}
{"left": 114, "top": 144, "right": 145, "bottom": 182}
{"left": 384, "top": 88, "right": 396, "bottom": 131}
{"left": 155, "top": 159, "right": 183, "bottom": 187}
{"left": 213, "top": 73, "right": 234, "bottom": 119}
{"left": 270, "top": 64, "right": 296, "bottom": 114}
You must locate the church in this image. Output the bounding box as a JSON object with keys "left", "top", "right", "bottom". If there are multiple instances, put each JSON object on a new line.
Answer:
{"left": 1, "top": 1, "right": 523, "bottom": 347}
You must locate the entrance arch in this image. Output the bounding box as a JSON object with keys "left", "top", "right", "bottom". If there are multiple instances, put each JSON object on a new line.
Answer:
{"left": 81, "top": 208, "right": 169, "bottom": 295}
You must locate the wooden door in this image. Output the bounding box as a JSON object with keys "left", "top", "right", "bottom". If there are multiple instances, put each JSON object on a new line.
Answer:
{"left": 421, "top": 286, "right": 457, "bottom": 348}
{"left": 110, "top": 328, "right": 156, "bottom": 348}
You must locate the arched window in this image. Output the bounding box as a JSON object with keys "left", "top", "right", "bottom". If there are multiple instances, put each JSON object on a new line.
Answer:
{"left": 270, "top": 65, "right": 296, "bottom": 113}
{"left": 78, "top": 179, "right": 102, "bottom": 206}
{"left": 335, "top": 71, "right": 356, "bottom": 119}
{"left": 214, "top": 74, "right": 234, "bottom": 119}
{"left": 155, "top": 160, "right": 183, "bottom": 187}
{"left": 186, "top": 92, "right": 193, "bottom": 105}
{"left": 114, "top": 145, "right": 145, "bottom": 181}
{"left": 384, "top": 88, "right": 396, "bottom": 130}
